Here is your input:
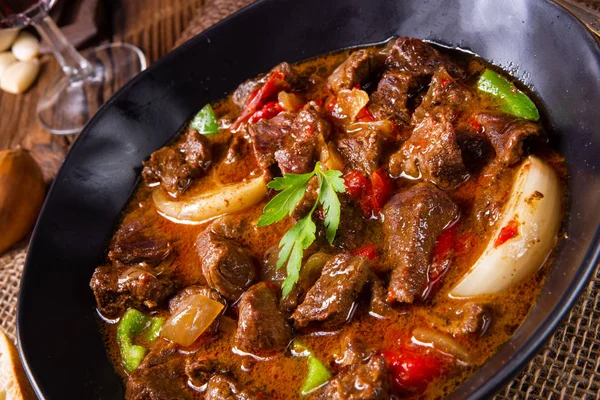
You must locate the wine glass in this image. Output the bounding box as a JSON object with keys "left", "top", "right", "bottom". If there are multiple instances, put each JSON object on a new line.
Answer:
{"left": 0, "top": 0, "right": 146, "bottom": 134}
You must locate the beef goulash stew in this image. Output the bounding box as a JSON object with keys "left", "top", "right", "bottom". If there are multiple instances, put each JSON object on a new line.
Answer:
{"left": 90, "top": 37, "right": 566, "bottom": 399}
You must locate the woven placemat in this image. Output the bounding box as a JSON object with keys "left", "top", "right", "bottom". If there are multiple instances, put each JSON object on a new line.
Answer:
{"left": 1, "top": 0, "right": 598, "bottom": 399}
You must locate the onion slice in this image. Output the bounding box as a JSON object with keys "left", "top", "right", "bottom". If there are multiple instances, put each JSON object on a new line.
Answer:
{"left": 450, "top": 156, "right": 562, "bottom": 298}
{"left": 153, "top": 175, "right": 268, "bottom": 224}
{"left": 161, "top": 294, "right": 224, "bottom": 346}
{"left": 412, "top": 327, "right": 470, "bottom": 362}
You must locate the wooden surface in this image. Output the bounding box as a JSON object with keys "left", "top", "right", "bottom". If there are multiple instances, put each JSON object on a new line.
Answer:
{"left": 0, "top": 0, "right": 204, "bottom": 184}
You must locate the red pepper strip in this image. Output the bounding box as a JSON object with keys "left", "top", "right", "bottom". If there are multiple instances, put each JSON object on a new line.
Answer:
{"left": 248, "top": 101, "right": 283, "bottom": 124}
{"left": 356, "top": 106, "right": 375, "bottom": 122}
{"left": 424, "top": 224, "right": 457, "bottom": 299}
{"left": 382, "top": 348, "right": 444, "bottom": 394}
{"left": 343, "top": 170, "right": 370, "bottom": 199}
{"left": 494, "top": 219, "right": 520, "bottom": 248}
{"left": 370, "top": 168, "right": 394, "bottom": 213}
{"left": 353, "top": 244, "right": 378, "bottom": 260}
{"left": 231, "top": 71, "right": 288, "bottom": 131}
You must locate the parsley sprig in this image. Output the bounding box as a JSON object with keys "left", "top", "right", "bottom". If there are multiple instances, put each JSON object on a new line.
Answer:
{"left": 257, "top": 162, "right": 346, "bottom": 296}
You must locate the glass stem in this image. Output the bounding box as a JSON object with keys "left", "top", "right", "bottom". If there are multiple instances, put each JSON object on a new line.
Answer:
{"left": 33, "top": 15, "right": 93, "bottom": 81}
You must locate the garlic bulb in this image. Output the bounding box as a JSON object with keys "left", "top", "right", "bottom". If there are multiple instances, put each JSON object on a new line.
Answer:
{"left": 0, "top": 59, "right": 40, "bottom": 94}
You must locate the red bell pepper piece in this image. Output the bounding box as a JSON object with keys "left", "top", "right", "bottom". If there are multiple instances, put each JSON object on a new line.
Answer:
{"left": 232, "top": 71, "right": 289, "bottom": 131}
{"left": 248, "top": 101, "right": 283, "bottom": 124}
{"left": 382, "top": 347, "right": 444, "bottom": 394}
{"left": 370, "top": 168, "right": 394, "bottom": 213}
{"left": 353, "top": 244, "right": 378, "bottom": 260}
{"left": 356, "top": 106, "right": 375, "bottom": 122}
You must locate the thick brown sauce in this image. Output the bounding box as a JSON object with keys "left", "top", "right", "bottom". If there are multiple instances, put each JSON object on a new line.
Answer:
{"left": 99, "top": 44, "right": 567, "bottom": 399}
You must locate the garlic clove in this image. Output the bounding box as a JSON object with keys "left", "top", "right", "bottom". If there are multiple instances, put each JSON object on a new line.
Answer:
{"left": 0, "top": 28, "right": 19, "bottom": 52}
{"left": 0, "top": 52, "right": 17, "bottom": 79}
{"left": 0, "top": 59, "right": 40, "bottom": 94}
{"left": 11, "top": 31, "right": 40, "bottom": 61}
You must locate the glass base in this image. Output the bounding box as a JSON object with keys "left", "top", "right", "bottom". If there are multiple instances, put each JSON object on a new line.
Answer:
{"left": 37, "top": 43, "right": 147, "bottom": 135}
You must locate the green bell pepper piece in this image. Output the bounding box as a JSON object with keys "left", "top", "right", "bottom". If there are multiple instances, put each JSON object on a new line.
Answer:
{"left": 191, "top": 104, "right": 219, "bottom": 135}
{"left": 117, "top": 309, "right": 164, "bottom": 372}
{"left": 294, "top": 341, "right": 332, "bottom": 396}
{"left": 477, "top": 69, "right": 540, "bottom": 121}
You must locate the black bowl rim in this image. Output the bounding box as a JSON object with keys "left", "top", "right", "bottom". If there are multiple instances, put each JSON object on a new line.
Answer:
{"left": 17, "top": 0, "right": 600, "bottom": 399}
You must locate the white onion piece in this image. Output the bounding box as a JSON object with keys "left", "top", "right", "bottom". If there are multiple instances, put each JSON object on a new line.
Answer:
{"left": 153, "top": 175, "right": 267, "bottom": 224}
{"left": 450, "top": 156, "right": 561, "bottom": 298}
{"left": 161, "top": 294, "right": 224, "bottom": 347}
{"left": 334, "top": 88, "right": 369, "bottom": 121}
{"left": 412, "top": 327, "right": 470, "bottom": 362}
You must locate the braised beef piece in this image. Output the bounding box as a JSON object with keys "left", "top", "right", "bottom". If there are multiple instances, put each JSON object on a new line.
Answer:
{"left": 234, "top": 282, "right": 292, "bottom": 353}
{"left": 248, "top": 102, "right": 330, "bottom": 174}
{"left": 369, "top": 69, "right": 418, "bottom": 126}
{"left": 431, "top": 302, "right": 492, "bottom": 336}
{"left": 185, "top": 356, "right": 214, "bottom": 389}
{"left": 368, "top": 278, "right": 394, "bottom": 318}
{"left": 197, "top": 221, "right": 256, "bottom": 301}
{"left": 142, "top": 129, "right": 212, "bottom": 196}
{"left": 260, "top": 245, "right": 288, "bottom": 286}
{"left": 281, "top": 252, "right": 329, "bottom": 314}
{"left": 275, "top": 102, "right": 331, "bottom": 174}
{"left": 369, "top": 38, "right": 465, "bottom": 126}
{"left": 327, "top": 49, "right": 380, "bottom": 93}
{"left": 126, "top": 341, "right": 193, "bottom": 400}
{"left": 333, "top": 333, "right": 373, "bottom": 367}
{"left": 292, "top": 253, "right": 371, "bottom": 329}
{"left": 382, "top": 183, "right": 458, "bottom": 304}
{"left": 334, "top": 196, "right": 368, "bottom": 249}
{"left": 169, "top": 285, "right": 226, "bottom": 334}
{"left": 337, "top": 126, "right": 382, "bottom": 176}
{"left": 384, "top": 37, "right": 464, "bottom": 79}
{"left": 411, "top": 67, "right": 475, "bottom": 123}
{"left": 108, "top": 221, "right": 172, "bottom": 266}
{"left": 313, "top": 355, "right": 391, "bottom": 400}
{"left": 90, "top": 264, "right": 175, "bottom": 318}
{"left": 205, "top": 374, "right": 257, "bottom": 400}
{"left": 474, "top": 112, "right": 541, "bottom": 167}
{"left": 388, "top": 108, "right": 469, "bottom": 189}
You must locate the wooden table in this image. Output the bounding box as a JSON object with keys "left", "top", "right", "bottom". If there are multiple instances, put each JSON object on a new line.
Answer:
{"left": 0, "top": 0, "right": 204, "bottom": 184}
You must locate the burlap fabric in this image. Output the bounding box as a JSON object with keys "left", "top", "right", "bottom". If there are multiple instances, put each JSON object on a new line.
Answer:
{"left": 1, "top": 0, "right": 598, "bottom": 399}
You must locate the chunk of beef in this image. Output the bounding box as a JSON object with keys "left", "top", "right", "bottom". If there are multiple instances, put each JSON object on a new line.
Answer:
{"left": 333, "top": 333, "right": 373, "bottom": 367}
{"left": 368, "top": 278, "right": 394, "bottom": 318}
{"left": 431, "top": 302, "right": 492, "bottom": 336}
{"left": 411, "top": 67, "right": 475, "bottom": 123}
{"left": 142, "top": 129, "right": 212, "bottom": 196}
{"left": 108, "top": 221, "right": 172, "bottom": 266}
{"left": 248, "top": 103, "right": 330, "bottom": 174}
{"left": 382, "top": 184, "right": 458, "bottom": 304}
{"left": 474, "top": 112, "right": 541, "bottom": 167}
{"left": 292, "top": 253, "right": 371, "bottom": 329}
{"left": 385, "top": 37, "right": 465, "bottom": 79}
{"left": 275, "top": 103, "right": 331, "bottom": 174}
{"left": 90, "top": 264, "right": 176, "bottom": 318}
{"left": 234, "top": 282, "right": 292, "bottom": 353}
{"left": 248, "top": 111, "right": 295, "bottom": 170}
{"left": 260, "top": 245, "right": 288, "bottom": 286}
{"left": 126, "top": 341, "right": 193, "bottom": 400}
{"left": 185, "top": 356, "right": 214, "bottom": 389}
{"left": 205, "top": 374, "right": 257, "bottom": 400}
{"left": 314, "top": 355, "right": 390, "bottom": 400}
{"left": 169, "top": 286, "right": 226, "bottom": 334}
{"left": 197, "top": 223, "right": 256, "bottom": 301}
{"left": 327, "top": 49, "right": 380, "bottom": 93}
{"left": 369, "top": 69, "right": 418, "bottom": 126}
{"left": 334, "top": 196, "right": 368, "bottom": 249}
{"left": 388, "top": 109, "right": 469, "bottom": 189}
{"left": 281, "top": 252, "right": 331, "bottom": 314}
{"left": 337, "top": 126, "right": 382, "bottom": 176}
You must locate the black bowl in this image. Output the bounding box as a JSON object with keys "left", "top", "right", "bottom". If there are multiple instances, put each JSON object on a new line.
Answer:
{"left": 17, "top": 0, "right": 600, "bottom": 398}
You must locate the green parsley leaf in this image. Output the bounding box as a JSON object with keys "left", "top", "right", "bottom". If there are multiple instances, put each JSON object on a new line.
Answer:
{"left": 256, "top": 163, "right": 347, "bottom": 296}
{"left": 316, "top": 164, "right": 346, "bottom": 244}
{"left": 257, "top": 172, "right": 315, "bottom": 227}
{"left": 277, "top": 214, "right": 317, "bottom": 297}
